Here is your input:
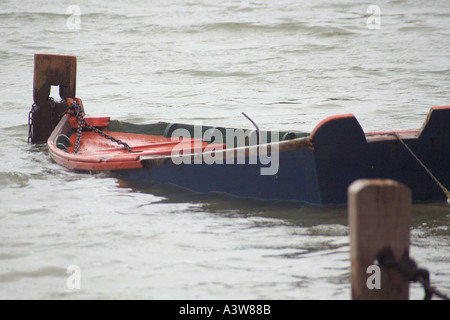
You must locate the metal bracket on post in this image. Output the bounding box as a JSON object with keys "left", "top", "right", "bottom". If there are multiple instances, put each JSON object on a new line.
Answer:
{"left": 29, "top": 54, "right": 77, "bottom": 143}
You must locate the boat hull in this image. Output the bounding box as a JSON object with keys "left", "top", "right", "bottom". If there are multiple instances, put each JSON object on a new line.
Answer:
{"left": 47, "top": 107, "right": 450, "bottom": 205}
{"left": 121, "top": 142, "right": 322, "bottom": 203}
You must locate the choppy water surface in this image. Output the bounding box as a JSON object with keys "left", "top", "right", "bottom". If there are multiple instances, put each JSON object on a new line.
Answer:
{"left": 0, "top": 0, "right": 449, "bottom": 299}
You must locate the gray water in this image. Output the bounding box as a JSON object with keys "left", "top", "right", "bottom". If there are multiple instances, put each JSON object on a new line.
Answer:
{"left": 0, "top": 0, "right": 449, "bottom": 300}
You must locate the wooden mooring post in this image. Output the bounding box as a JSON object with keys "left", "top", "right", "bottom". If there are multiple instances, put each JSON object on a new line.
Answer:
{"left": 348, "top": 179, "right": 411, "bottom": 300}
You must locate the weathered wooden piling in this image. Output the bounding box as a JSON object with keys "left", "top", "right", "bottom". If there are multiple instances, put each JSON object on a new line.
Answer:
{"left": 29, "top": 54, "right": 77, "bottom": 144}
{"left": 348, "top": 179, "right": 411, "bottom": 300}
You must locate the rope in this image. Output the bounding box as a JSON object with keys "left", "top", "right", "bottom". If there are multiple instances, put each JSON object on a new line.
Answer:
{"left": 376, "top": 246, "right": 449, "bottom": 300}
{"left": 393, "top": 133, "right": 450, "bottom": 202}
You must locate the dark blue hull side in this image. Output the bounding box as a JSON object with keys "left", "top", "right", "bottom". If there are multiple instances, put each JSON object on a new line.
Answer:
{"left": 117, "top": 107, "right": 450, "bottom": 205}
{"left": 119, "top": 147, "right": 323, "bottom": 204}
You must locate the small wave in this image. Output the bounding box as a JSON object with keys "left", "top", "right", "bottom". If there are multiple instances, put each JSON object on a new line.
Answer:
{"left": 187, "top": 21, "right": 303, "bottom": 33}
{"left": 0, "top": 10, "right": 122, "bottom": 18}
{"left": 0, "top": 266, "right": 65, "bottom": 283}
{"left": 0, "top": 253, "right": 26, "bottom": 260}
{"left": 170, "top": 69, "right": 256, "bottom": 78}
{"left": 0, "top": 172, "right": 30, "bottom": 189}
{"left": 0, "top": 11, "right": 67, "bottom": 19}
{"left": 425, "top": 69, "right": 450, "bottom": 75}
{"left": 304, "top": 24, "right": 356, "bottom": 37}
{"left": 188, "top": 21, "right": 356, "bottom": 37}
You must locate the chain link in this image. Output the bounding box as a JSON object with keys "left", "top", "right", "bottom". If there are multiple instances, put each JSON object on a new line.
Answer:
{"left": 48, "top": 97, "right": 58, "bottom": 129}
{"left": 70, "top": 101, "right": 133, "bottom": 154}
{"left": 28, "top": 98, "right": 62, "bottom": 144}
{"left": 27, "top": 103, "right": 37, "bottom": 143}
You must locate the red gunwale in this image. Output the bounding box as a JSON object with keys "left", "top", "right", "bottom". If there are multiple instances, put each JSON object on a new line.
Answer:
{"left": 310, "top": 113, "right": 421, "bottom": 139}
{"left": 68, "top": 115, "right": 111, "bottom": 129}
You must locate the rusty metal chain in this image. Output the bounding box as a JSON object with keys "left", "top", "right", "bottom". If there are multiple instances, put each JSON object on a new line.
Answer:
{"left": 48, "top": 97, "right": 60, "bottom": 129}
{"left": 27, "top": 103, "right": 37, "bottom": 143}
{"left": 74, "top": 108, "right": 84, "bottom": 154}
{"left": 28, "top": 97, "right": 62, "bottom": 144}
{"left": 376, "top": 246, "right": 450, "bottom": 300}
{"left": 70, "top": 101, "right": 133, "bottom": 154}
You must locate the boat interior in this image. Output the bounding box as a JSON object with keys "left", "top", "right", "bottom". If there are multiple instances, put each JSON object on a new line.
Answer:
{"left": 53, "top": 114, "right": 310, "bottom": 156}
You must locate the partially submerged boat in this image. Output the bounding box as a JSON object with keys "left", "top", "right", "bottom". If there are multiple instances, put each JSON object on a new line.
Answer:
{"left": 29, "top": 54, "right": 450, "bottom": 205}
